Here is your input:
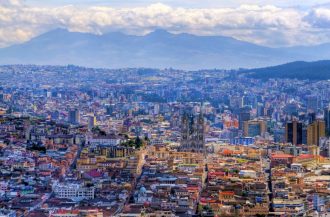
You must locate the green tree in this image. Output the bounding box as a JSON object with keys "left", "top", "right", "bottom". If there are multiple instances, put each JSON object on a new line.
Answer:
{"left": 135, "top": 136, "right": 142, "bottom": 149}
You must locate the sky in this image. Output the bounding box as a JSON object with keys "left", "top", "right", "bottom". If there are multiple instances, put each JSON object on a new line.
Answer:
{"left": 25, "top": 0, "right": 330, "bottom": 8}
{"left": 1, "top": 0, "right": 330, "bottom": 47}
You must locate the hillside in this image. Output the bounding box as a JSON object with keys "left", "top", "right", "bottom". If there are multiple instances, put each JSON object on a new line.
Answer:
{"left": 242, "top": 60, "right": 330, "bottom": 80}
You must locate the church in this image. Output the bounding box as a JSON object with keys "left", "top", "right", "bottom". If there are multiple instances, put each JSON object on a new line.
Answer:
{"left": 180, "top": 112, "right": 205, "bottom": 153}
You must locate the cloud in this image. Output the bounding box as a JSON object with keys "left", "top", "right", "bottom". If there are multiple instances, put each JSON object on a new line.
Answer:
{"left": 0, "top": 2, "right": 330, "bottom": 47}
{"left": 305, "top": 8, "right": 330, "bottom": 28}
{"left": 0, "top": 0, "right": 23, "bottom": 7}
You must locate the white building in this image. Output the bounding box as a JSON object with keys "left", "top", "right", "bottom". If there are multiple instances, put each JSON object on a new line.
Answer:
{"left": 52, "top": 183, "right": 95, "bottom": 200}
{"left": 87, "top": 135, "right": 125, "bottom": 147}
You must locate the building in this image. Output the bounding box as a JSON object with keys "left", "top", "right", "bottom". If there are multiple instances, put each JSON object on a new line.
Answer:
{"left": 88, "top": 135, "right": 126, "bottom": 146}
{"left": 68, "top": 109, "right": 80, "bottom": 125}
{"left": 50, "top": 209, "right": 103, "bottom": 217}
{"left": 243, "top": 120, "right": 266, "bottom": 137}
{"left": 52, "top": 182, "right": 95, "bottom": 200}
{"left": 239, "top": 107, "right": 251, "bottom": 130}
{"left": 307, "top": 120, "right": 325, "bottom": 146}
{"left": 285, "top": 120, "right": 303, "bottom": 145}
{"left": 230, "top": 137, "right": 255, "bottom": 145}
{"left": 180, "top": 112, "right": 205, "bottom": 153}
{"left": 88, "top": 115, "right": 96, "bottom": 130}
{"left": 257, "top": 103, "right": 265, "bottom": 117}
{"left": 324, "top": 106, "right": 330, "bottom": 136}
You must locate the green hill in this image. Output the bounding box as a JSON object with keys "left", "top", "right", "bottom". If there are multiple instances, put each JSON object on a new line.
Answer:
{"left": 242, "top": 60, "right": 330, "bottom": 80}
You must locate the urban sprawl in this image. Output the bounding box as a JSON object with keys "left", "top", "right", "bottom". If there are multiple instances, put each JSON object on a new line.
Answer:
{"left": 0, "top": 65, "right": 330, "bottom": 217}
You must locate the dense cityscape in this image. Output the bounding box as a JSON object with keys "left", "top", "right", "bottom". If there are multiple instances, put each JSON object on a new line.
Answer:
{"left": 0, "top": 64, "right": 329, "bottom": 216}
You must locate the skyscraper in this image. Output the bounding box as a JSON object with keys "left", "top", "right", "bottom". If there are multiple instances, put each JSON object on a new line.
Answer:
{"left": 324, "top": 107, "right": 330, "bottom": 136}
{"left": 88, "top": 115, "right": 96, "bottom": 130}
{"left": 68, "top": 109, "right": 80, "bottom": 125}
{"left": 285, "top": 120, "right": 303, "bottom": 145}
{"left": 180, "top": 112, "right": 205, "bottom": 153}
{"left": 239, "top": 107, "right": 251, "bottom": 130}
{"left": 243, "top": 120, "right": 267, "bottom": 137}
{"left": 307, "top": 120, "right": 325, "bottom": 146}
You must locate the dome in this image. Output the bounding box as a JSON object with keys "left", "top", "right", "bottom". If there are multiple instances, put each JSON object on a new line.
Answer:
{"left": 139, "top": 186, "right": 147, "bottom": 194}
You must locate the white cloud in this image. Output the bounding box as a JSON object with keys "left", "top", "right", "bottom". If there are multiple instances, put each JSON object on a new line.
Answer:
{"left": 305, "top": 8, "right": 330, "bottom": 28}
{"left": 0, "top": 0, "right": 24, "bottom": 7}
{"left": 0, "top": 2, "right": 330, "bottom": 47}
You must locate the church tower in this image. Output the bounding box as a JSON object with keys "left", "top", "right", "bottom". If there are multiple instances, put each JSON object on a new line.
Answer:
{"left": 180, "top": 112, "right": 205, "bottom": 153}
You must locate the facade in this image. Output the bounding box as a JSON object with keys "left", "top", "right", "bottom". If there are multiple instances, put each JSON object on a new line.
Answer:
{"left": 180, "top": 113, "right": 205, "bottom": 153}
{"left": 324, "top": 107, "right": 330, "bottom": 136}
{"left": 68, "top": 109, "right": 80, "bottom": 125}
{"left": 52, "top": 183, "right": 95, "bottom": 200}
{"left": 239, "top": 108, "right": 251, "bottom": 130}
{"left": 88, "top": 115, "right": 96, "bottom": 130}
{"left": 243, "top": 120, "right": 266, "bottom": 137}
{"left": 307, "top": 120, "right": 325, "bottom": 146}
{"left": 285, "top": 120, "right": 303, "bottom": 145}
{"left": 88, "top": 135, "right": 125, "bottom": 146}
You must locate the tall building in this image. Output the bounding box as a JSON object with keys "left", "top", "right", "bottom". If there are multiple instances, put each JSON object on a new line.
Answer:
{"left": 307, "top": 120, "right": 325, "bottom": 146}
{"left": 239, "top": 107, "right": 251, "bottom": 130}
{"left": 180, "top": 112, "right": 205, "bottom": 153}
{"left": 324, "top": 107, "right": 330, "bottom": 136}
{"left": 88, "top": 115, "right": 96, "bottom": 130}
{"left": 307, "top": 112, "right": 316, "bottom": 125}
{"left": 257, "top": 103, "right": 265, "bottom": 117}
{"left": 243, "top": 120, "right": 267, "bottom": 137}
{"left": 68, "top": 109, "right": 80, "bottom": 125}
{"left": 285, "top": 120, "right": 303, "bottom": 145}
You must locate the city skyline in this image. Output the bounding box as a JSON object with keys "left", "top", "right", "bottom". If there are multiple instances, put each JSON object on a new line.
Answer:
{"left": 1, "top": 1, "right": 330, "bottom": 216}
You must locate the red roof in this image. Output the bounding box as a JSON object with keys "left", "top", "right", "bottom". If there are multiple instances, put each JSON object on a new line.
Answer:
{"left": 271, "top": 153, "right": 294, "bottom": 159}
{"left": 220, "top": 191, "right": 235, "bottom": 195}
{"left": 208, "top": 172, "right": 225, "bottom": 177}
{"left": 297, "top": 154, "right": 314, "bottom": 159}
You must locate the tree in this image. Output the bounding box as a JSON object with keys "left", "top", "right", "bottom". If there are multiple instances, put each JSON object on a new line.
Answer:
{"left": 135, "top": 136, "right": 142, "bottom": 149}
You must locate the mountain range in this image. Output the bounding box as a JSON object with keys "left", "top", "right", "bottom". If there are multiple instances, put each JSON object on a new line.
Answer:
{"left": 0, "top": 29, "right": 330, "bottom": 69}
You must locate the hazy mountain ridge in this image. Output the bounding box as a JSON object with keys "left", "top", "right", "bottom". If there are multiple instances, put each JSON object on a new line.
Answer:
{"left": 241, "top": 60, "right": 330, "bottom": 80}
{"left": 0, "top": 29, "right": 330, "bottom": 69}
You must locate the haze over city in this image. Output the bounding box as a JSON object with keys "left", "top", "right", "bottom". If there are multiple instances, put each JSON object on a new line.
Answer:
{"left": 1, "top": 0, "right": 330, "bottom": 217}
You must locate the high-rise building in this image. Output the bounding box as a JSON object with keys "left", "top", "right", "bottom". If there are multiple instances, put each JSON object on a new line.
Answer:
{"left": 180, "top": 112, "right": 205, "bottom": 153}
{"left": 307, "top": 112, "right": 316, "bottom": 125}
{"left": 285, "top": 120, "right": 303, "bottom": 145}
{"left": 88, "top": 115, "right": 96, "bottom": 130}
{"left": 243, "top": 120, "right": 267, "bottom": 137}
{"left": 68, "top": 109, "right": 80, "bottom": 125}
{"left": 307, "top": 120, "right": 325, "bottom": 146}
{"left": 257, "top": 103, "right": 265, "bottom": 117}
{"left": 239, "top": 107, "right": 251, "bottom": 130}
{"left": 324, "top": 107, "right": 330, "bottom": 136}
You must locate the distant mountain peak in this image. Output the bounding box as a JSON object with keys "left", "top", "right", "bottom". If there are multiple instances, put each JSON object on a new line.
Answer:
{"left": 0, "top": 29, "right": 330, "bottom": 69}
{"left": 147, "top": 29, "right": 173, "bottom": 37}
